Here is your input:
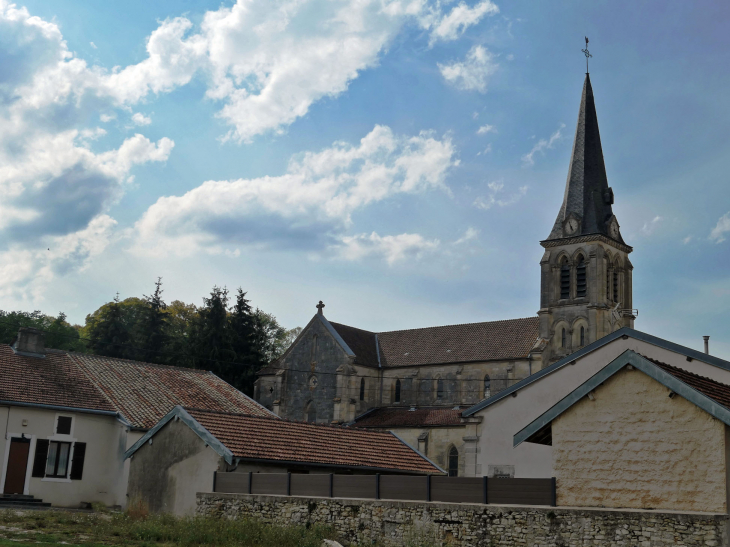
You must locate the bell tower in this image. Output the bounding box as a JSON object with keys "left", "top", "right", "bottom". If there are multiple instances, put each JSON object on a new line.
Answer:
{"left": 538, "top": 73, "right": 634, "bottom": 364}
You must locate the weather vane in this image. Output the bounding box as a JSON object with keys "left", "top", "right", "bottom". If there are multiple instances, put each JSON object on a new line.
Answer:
{"left": 582, "top": 36, "right": 592, "bottom": 73}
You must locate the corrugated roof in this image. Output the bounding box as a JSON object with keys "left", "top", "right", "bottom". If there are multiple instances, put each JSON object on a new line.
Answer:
{"left": 354, "top": 407, "right": 464, "bottom": 428}
{"left": 69, "top": 353, "right": 273, "bottom": 429}
{"left": 0, "top": 346, "right": 115, "bottom": 413}
{"left": 186, "top": 408, "right": 441, "bottom": 474}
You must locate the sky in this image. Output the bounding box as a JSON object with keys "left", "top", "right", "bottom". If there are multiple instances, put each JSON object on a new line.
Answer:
{"left": 1, "top": 0, "right": 729, "bottom": 358}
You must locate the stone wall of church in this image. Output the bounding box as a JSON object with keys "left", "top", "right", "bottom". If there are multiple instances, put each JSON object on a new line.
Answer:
{"left": 380, "top": 360, "right": 532, "bottom": 408}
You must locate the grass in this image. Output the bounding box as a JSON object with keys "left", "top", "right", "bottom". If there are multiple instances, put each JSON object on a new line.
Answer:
{"left": 0, "top": 508, "right": 337, "bottom": 547}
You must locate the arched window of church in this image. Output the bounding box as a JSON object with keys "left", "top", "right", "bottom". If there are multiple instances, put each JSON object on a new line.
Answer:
{"left": 561, "top": 328, "right": 566, "bottom": 348}
{"left": 576, "top": 256, "right": 587, "bottom": 298}
{"left": 311, "top": 334, "right": 318, "bottom": 362}
{"left": 436, "top": 378, "right": 444, "bottom": 400}
{"left": 305, "top": 402, "right": 317, "bottom": 423}
{"left": 560, "top": 258, "right": 571, "bottom": 299}
{"left": 394, "top": 379, "right": 401, "bottom": 403}
{"left": 448, "top": 447, "right": 459, "bottom": 477}
{"left": 613, "top": 269, "right": 619, "bottom": 303}
{"left": 580, "top": 326, "right": 585, "bottom": 347}
{"left": 359, "top": 378, "right": 365, "bottom": 401}
{"left": 484, "top": 375, "right": 491, "bottom": 399}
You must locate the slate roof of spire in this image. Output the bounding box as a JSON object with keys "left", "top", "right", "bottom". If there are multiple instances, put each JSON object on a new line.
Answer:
{"left": 546, "top": 74, "right": 623, "bottom": 243}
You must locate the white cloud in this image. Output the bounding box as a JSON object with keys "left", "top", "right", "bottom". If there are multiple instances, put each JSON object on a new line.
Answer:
{"left": 641, "top": 215, "right": 662, "bottom": 236}
{"left": 522, "top": 123, "right": 566, "bottom": 166}
{"left": 90, "top": 41, "right": 97, "bottom": 49}
{"left": 0, "top": 215, "right": 116, "bottom": 301}
{"left": 476, "top": 124, "right": 496, "bottom": 135}
{"left": 710, "top": 212, "right": 730, "bottom": 243}
{"left": 476, "top": 143, "right": 492, "bottom": 156}
{"left": 131, "top": 112, "right": 152, "bottom": 126}
{"left": 439, "top": 45, "right": 497, "bottom": 93}
{"left": 100, "top": 113, "right": 116, "bottom": 123}
{"left": 333, "top": 232, "right": 440, "bottom": 265}
{"left": 473, "top": 180, "right": 527, "bottom": 210}
{"left": 682, "top": 236, "right": 693, "bottom": 245}
{"left": 429, "top": 1, "right": 499, "bottom": 45}
{"left": 134, "top": 125, "right": 458, "bottom": 257}
{"left": 454, "top": 227, "right": 479, "bottom": 245}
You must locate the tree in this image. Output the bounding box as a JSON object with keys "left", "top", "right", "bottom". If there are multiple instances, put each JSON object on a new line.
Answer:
{"left": 190, "top": 286, "right": 236, "bottom": 383}
{"left": 0, "top": 310, "right": 86, "bottom": 352}
{"left": 229, "top": 289, "right": 264, "bottom": 395}
{"left": 253, "top": 309, "right": 289, "bottom": 362}
{"left": 138, "top": 278, "right": 168, "bottom": 363}
{"left": 163, "top": 300, "right": 198, "bottom": 368}
{"left": 84, "top": 295, "right": 133, "bottom": 358}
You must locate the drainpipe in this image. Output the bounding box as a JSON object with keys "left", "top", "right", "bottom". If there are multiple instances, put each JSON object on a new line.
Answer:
{"left": 703, "top": 336, "right": 710, "bottom": 355}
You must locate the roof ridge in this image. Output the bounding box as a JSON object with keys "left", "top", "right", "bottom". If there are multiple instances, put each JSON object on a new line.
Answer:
{"left": 67, "top": 351, "right": 214, "bottom": 374}
{"left": 377, "top": 316, "right": 538, "bottom": 335}
{"left": 328, "top": 321, "right": 377, "bottom": 336}
{"left": 185, "top": 407, "right": 395, "bottom": 434}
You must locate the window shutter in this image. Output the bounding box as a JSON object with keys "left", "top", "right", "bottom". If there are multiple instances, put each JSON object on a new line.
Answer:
{"left": 70, "top": 443, "right": 86, "bottom": 480}
{"left": 32, "top": 439, "right": 50, "bottom": 478}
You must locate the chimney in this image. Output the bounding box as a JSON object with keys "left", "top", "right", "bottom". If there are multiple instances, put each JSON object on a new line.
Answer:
{"left": 703, "top": 336, "right": 710, "bottom": 355}
{"left": 13, "top": 327, "right": 46, "bottom": 357}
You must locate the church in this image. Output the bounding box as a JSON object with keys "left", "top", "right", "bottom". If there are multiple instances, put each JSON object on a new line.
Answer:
{"left": 254, "top": 72, "right": 637, "bottom": 475}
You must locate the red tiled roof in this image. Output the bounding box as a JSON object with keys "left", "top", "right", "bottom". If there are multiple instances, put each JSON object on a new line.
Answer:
{"left": 69, "top": 353, "right": 273, "bottom": 429}
{"left": 0, "top": 346, "right": 115, "bottom": 413}
{"left": 374, "top": 317, "right": 539, "bottom": 367}
{"left": 354, "top": 407, "right": 465, "bottom": 428}
{"left": 185, "top": 408, "right": 442, "bottom": 474}
{"left": 646, "top": 357, "right": 730, "bottom": 410}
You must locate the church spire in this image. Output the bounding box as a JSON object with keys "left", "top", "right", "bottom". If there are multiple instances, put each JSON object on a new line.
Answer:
{"left": 545, "top": 74, "right": 623, "bottom": 243}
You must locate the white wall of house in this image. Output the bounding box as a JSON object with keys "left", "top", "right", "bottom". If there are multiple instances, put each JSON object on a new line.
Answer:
{"left": 472, "top": 336, "right": 730, "bottom": 478}
{"left": 0, "top": 405, "right": 129, "bottom": 508}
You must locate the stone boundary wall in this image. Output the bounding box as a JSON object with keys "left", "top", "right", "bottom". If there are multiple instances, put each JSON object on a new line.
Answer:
{"left": 197, "top": 492, "right": 729, "bottom": 547}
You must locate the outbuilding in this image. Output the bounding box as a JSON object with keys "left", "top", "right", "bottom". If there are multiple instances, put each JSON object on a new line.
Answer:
{"left": 125, "top": 406, "right": 444, "bottom": 515}
{"left": 515, "top": 350, "right": 730, "bottom": 513}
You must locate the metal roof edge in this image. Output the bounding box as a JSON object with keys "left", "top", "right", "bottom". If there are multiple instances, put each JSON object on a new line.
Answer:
{"left": 124, "top": 406, "right": 235, "bottom": 464}
{"left": 317, "top": 314, "right": 355, "bottom": 357}
{"left": 463, "top": 327, "right": 730, "bottom": 417}
{"left": 388, "top": 431, "right": 447, "bottom": 475}
{"left": 514, "top": 351, "right": 730, "bottom": 447}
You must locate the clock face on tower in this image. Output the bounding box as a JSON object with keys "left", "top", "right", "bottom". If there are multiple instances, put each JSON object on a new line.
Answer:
{"left": 609, "top": 220, "right": 620, "bottom": 239}
{"left": 564, "top": 218, "right": 579, "bottom": 235}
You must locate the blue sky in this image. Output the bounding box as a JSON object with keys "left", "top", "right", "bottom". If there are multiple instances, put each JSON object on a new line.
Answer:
{"left": 1, "top": 0, "right": 729, "bottom": 358}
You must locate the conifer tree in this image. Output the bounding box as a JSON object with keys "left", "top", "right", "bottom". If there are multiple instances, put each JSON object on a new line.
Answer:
{"left": 138, "top": 278, "right": 168, "bottom": 363}
{"left": 230, "top": 289, "right": 264, "bottom": 395}
{"left": 191, "top": 286, "right": 236, "bottom": 383}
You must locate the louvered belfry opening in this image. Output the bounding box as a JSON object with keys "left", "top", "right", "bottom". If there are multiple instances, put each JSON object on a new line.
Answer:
{"left": 576, "top": 257, "right": 587, "bottom": 298}
{"left": 560, "top": 261, "right": 571, "bottom": 299}
{"left": 613, "top": 270, "right": 619, "bottom": 302}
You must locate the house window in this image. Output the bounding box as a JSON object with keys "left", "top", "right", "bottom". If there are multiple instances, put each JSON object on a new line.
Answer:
{"left": 56, "top": 416, "right": 72, "bottom": 435}
{"left": 484, "top": 375, "right": 491, "bottom": 398}
{"left": 436, "top": 378, "right": 444, "bottom": 400}
{"left": 580, "top": 326, "right": 585, "bottom": 347}
{"left": 448, "top": 447, "right": 459, "bottom": 477}
{"left": 394, "top": 379, "right": 401, "bottom": 403}
{"left": 45, "top": 442, "right": 71, "bottom": 478}
{"left": 560, "top": 259, "right": 570, "bottom": 299}
{"left": 359, "top": 378, "right": 365, "bottom": 401}
{"left": 576, "top": 256, "right": 587, "bottom": 298}
{"left": 561, "top": 328, "right": 566, "bottom": 348}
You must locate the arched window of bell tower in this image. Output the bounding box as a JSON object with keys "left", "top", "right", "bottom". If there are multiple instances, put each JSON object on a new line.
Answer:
{"left": 613, "top": 259, "right": 621, "bottom": 303}
{"left": 561, "top": 328, "right": 567, "bottom": 348}
{"left": 559, "top": 257, "right": 571, "bottom": 300}
{"left": 576, "top": 255, "right": 587, "bottom": 298}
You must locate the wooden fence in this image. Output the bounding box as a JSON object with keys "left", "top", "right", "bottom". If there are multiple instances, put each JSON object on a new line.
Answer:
{"left": 213, "top": 472, "right": 556, "bottom": 507}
